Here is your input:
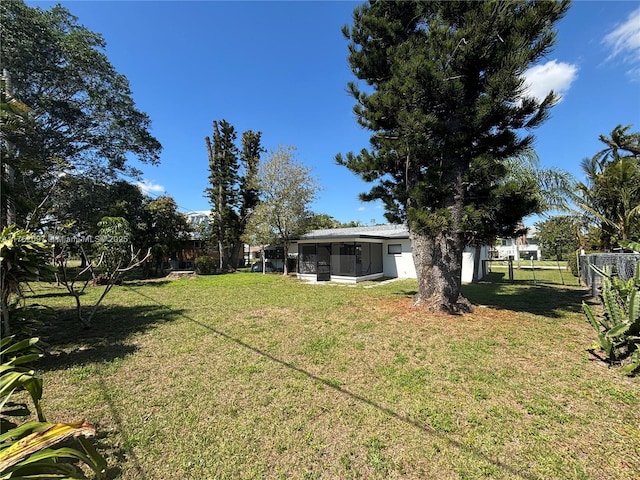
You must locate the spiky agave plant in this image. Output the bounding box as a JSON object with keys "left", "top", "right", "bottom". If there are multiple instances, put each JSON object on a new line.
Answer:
{"left": 583, "top": 249, "right": 640, "bottom": 375}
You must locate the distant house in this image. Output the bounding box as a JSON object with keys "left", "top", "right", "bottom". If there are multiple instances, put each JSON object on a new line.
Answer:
{"left": 172, "top": 211, "right": 212, "bottom": 269}
{"left": 490, "top": 226, "right": 542, "bottom": 261}
{"left": 290, "top": 224, "right": 488, "bottom": 283}
{"left": 182, "top": 211, "right": 262, "bottom": 268}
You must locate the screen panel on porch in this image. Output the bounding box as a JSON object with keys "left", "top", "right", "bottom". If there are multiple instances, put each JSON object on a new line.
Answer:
{"left": 357, "top": 243, "right": 383, "bottom": 276}
{"left": 299, "top": 244, "right": 317, "bottom": 274}
{"left": 331, "top": 243, "right": 356, "bottom": 276}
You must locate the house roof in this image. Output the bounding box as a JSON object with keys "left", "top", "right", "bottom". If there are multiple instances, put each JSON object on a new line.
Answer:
{"left": 296, "top": 224, "right": 410, "bottom": 241}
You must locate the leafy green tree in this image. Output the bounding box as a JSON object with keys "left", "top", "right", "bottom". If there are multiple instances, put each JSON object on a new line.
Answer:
{"left": 337, "top": 0, "right": 569, "bottom": 311}
{"left": 0, "top": 1, "right": 161, "bottom": 229}
{"left": 242, "top": 207, "right": 277, "bottom": 275}
{"left": 535, "top": 215, "right": 580, "bottom": 261}
{"left": 592, "top": 124, "right": 640, "bottom": 164}
{"left": 306, "top": 213, "right": 341, "bottom": 230}
{"left": 56, "top": 216, "right": 152, "bottom": 328}
{"left": 44, "top": 178, "right": 147, "bottom": 268}
{"left": 306, "top": 214, "right": 365, "bottom": 230}
{"left": 0, "top": 74, "right": 39, "bottom": 228}
{"left": 205, "top": 120, "right": 263, "bottom": 271}
{"left": 575, "top": 125, "right": 640, "bottom": 250}
{"left": 139, "top": 196, "right": 191, "bottom": 276}
{"left": 94, "top": 216, "right": 132, "bottom": 277}
{"left": 249, "top": 146, "right": 319, "bottom": 275}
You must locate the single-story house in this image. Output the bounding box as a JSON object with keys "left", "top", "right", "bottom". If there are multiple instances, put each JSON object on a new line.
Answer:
{"left": 290, "top": 224, "right": 488, "bottom": 284}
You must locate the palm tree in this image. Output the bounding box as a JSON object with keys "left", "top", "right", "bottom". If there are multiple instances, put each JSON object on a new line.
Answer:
{"left": 592, "top": 124, "right": 640, "bottom": 167}
{"left": 504, "top": 147, "right": 575, "bottom": 213}
{"left": 574, "top": 125, "right": 640, "bottom": 249}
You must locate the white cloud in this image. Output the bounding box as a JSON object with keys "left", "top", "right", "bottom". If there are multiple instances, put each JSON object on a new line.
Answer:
{"left": 603, "top": 6, "right": 640, "bottom": 78}
{"left": 357, "top": 206, "right": 366, "bottom": 212}
{"left": 522, "top": 60, "right": 578, "bottom": 102}
{"left": 136, "top": 180, "right": 165, "bottom": 195}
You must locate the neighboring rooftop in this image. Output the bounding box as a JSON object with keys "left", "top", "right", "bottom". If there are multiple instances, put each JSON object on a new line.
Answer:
{"left": 297, "top": 224, "right": 409, "bottom": 241}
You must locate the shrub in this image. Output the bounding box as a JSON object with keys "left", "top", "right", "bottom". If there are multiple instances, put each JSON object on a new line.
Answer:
{"left": 1, "top": 226, "right": 55, "bottom": 337}
{"left": 195, "top": 256, "right": 217, "bottom": 275}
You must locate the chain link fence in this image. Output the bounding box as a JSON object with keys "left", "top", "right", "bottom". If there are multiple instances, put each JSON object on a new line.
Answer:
{"left": 579, "top": 253, "right": 640, "bottom": 297}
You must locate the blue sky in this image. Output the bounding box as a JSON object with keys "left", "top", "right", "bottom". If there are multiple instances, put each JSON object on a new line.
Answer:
{"left": 29, "top": 1, "right": 640, "bottom": 226}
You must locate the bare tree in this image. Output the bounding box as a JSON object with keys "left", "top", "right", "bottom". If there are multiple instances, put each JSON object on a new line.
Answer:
{"left": 250, "top": 146, "right": 319, "bottom": 275}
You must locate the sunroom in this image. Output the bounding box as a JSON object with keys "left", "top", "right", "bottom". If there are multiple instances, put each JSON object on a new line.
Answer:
{"left": 292, "top": 224, "right": 413, "bottom": 283}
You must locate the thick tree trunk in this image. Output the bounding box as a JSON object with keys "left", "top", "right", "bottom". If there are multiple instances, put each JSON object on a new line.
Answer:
{"left": 410, "top": 229, "right": 473, "bottom": 313}
{"left": 229, "top": 241, "right": 243, "bottom": 269}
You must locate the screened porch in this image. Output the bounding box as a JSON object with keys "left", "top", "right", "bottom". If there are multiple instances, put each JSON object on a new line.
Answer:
{"left": 298, "top": 242, "right": 384, "bottom": 282}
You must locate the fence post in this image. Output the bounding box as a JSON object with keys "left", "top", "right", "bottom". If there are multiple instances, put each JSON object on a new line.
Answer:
{"left": 508, "top": 255, "right": 514, "bottom": 282}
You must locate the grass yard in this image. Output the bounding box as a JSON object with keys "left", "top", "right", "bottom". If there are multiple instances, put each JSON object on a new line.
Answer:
{"left": 23, "top": 271, "right": 639, "bottom": 479}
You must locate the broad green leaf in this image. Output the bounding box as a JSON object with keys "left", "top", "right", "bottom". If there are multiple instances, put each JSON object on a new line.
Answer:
{"left": 78, "top": 436, "right": 107, "bottom": 475}
{"left": 0, "top": 421, "right": 95, "bottom": 472}
{"left": 598, "top": 333, "right": 613, "bottom": 358}
{"left": 1, "top": 338, "right": 39, "bottom": 357}
{"left": 0, "top": 422, "right": 52, "bottom": 444}
{"left": 8, "top": 354, "right": 43, "bottom": 367}
{"left": 0, "top": 337, "right": 16, "bottom": 351}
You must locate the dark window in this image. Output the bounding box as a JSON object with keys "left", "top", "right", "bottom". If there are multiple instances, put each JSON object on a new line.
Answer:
{"left": 388, "top": 243, "right": 402, "bottom": 255}
{"left": 265, "top": 247, "right": 284, "bottom": 259}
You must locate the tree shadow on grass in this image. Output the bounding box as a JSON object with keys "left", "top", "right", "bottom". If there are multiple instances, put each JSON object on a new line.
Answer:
{"left": 38, "top": 303, "right": 185, "bottom": 372}
{"left": 118, "top": 286, "right": 544, "bottom": 480}
{"left": 394, "top": 272, "right": 592, "bottom": 318}
{"left": 122, "top": 280, "right": 173, "bottom": 288}
{"left": 463, "top": 272, "right": 592, "bottom": 318}
{"left": 29, "top": 291, "right": 87, "bottom": 299}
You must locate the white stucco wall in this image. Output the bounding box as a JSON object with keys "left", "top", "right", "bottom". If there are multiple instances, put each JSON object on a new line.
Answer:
{"left": 383, "top": 239, "right": 416, "bottom": 279}
{"left": 461, "top": 245, "right": 489, "bottom": 283}
{"left": 462, "top": 249, "right": 475, "bottom": 284}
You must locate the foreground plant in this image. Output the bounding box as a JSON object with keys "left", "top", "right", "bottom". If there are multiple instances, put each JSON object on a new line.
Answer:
{"left": 583, "top": 248, "right": 640, "bottom": 375}
{"left": 0, "top": 226, "right": 55, "bottom": 337}
{"left": 0, "top": 336, "right": 106, "bottom": 478}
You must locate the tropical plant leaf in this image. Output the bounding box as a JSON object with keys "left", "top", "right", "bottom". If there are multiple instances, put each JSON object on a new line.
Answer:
{"left": 78, "top": 436, "right": 107, "bottom": 474}
{"left": 6, "top": 355, "right": 42, "bottom": 367}
{"left": 0, "top": 420, "right": 96, "bottom": 472}
{"left": 620, "top": 350, "right": 640, "bottom": 376}
{"left": 0, "top": 422, "right": 50, "bottom": 445}
{"left": 0, "top": 338, "right": 39, "bottom": 359}
{"left": 602, "top": 285, "right": 624, "bottom": 326}
{"left": 607, "top": 323, "right": 630, "bottom": 338}
{"left": 598, "top": 333, "right": 613, "bottom": 358}
{"left": 582, "top": 302, "right": 600, "bottom": 333}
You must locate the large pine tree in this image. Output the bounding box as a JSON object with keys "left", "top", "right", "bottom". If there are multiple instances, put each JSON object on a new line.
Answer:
{"left": 205, "top": 120, "right": 262, "bottom": 270}
{"left": 337, "top": 0, "right": 570, "bottom": 312}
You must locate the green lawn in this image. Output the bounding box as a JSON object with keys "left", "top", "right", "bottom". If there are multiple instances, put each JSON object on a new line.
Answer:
{"left": 24, "top": 272, "right": 639, "bottom": 479}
